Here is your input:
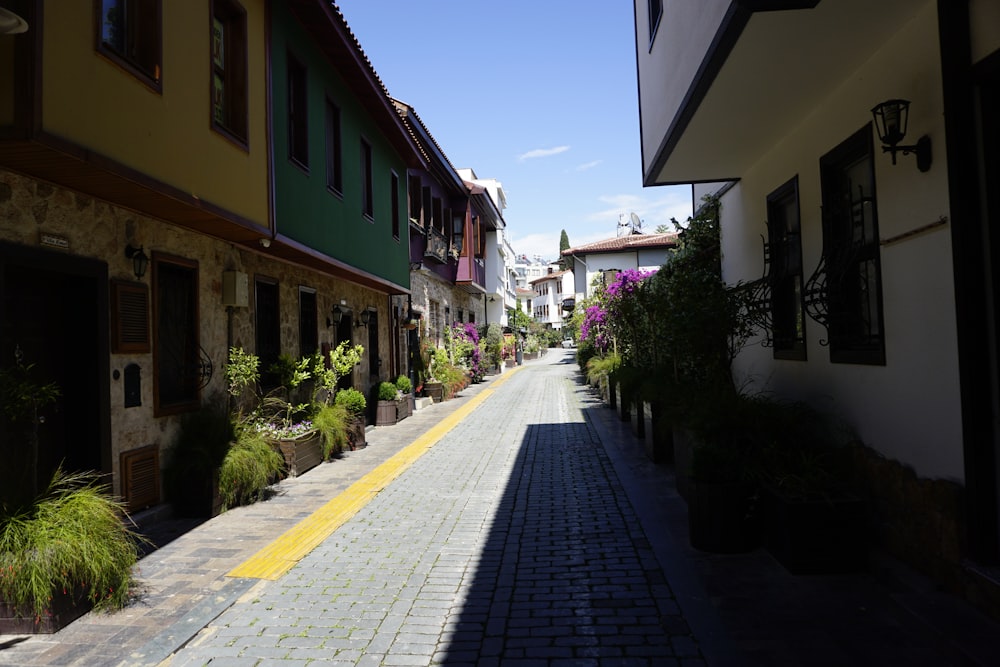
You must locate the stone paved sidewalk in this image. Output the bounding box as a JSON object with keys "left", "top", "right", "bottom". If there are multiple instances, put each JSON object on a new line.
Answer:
{"left": 0, "top": 369, "right": 503, "bottom": 667}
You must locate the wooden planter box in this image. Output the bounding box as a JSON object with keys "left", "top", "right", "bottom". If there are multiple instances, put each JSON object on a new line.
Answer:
{"left": 762, "top": 487, "right": 868, "bottom": 574}
{"left": 272, "top": 431, "right": 324, "bottom": 477}
{"left": 0, "top": 587, "right": 92, "bottom": 634}
{"left": 397, "top": 394, "right": 413, "bottom": 420}
{"left": 375, "top": 400, "right": 398, "bottom": 426}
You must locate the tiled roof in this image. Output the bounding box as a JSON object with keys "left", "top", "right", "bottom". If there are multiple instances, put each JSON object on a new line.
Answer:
{"left": 562, "top": 232, "right": 678, "bottom": 256}
{"left": 529, "top": 269, "right": 569, "bottom": 285}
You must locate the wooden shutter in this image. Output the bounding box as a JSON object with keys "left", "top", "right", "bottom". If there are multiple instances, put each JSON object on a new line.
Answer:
{"left": 111, "top": 279, "right": 150, "bottom": 353}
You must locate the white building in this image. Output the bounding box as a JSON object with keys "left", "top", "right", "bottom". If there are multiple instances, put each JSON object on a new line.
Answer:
{"left": 529, "top": 268, "right": 574, "bottom": 330}
{"left": 457, "top": 169, "right": 515, "bottom": 328}
{"left": 561, "top": 233, "right": 678, "bottom": 300}
{"left": 634, "top": 0, "right": 1000, "bottom": 603}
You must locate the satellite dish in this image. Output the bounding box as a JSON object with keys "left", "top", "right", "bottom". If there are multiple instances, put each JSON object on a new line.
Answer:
{"left": 630, "top": 212, "right": 642, "bottom": 234}
{"left": 0, "top": 8, "right": 29, "bottom": 34}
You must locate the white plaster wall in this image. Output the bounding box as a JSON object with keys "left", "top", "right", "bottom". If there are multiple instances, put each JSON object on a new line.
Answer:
{"left": 581, "top": 252, "right": 639, "bottom": 298}
{"left": 720, "top": 4, "right": 963, "bottom": 481}
{"left": 635, "top": 0, "right": 731, "bottom": 174}
{"left": 637, "top": 248, "right": 671, "bottom": 270}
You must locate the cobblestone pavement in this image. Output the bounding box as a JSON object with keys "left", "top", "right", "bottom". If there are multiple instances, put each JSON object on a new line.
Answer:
{"left": 4, "top": 349, "right": 1000, "bottom": 666}
{"left": 168, "top": 352, "right": 709, "bottom": 666}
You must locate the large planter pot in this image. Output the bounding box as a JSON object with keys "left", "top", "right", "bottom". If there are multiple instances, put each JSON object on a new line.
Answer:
{"left": 375, "top": 399, "right": 398, "bottom": 426}
{"left": 0, "top": 586, "right": 93, "bottom": 634}
{"left": 762, "top": 486, "right": 868, "bottom": 574}
{"left": 673, "top": 427, "right": 695, "bottom": 501}
{"left": 347, "top": 417, "right": 367, "bottom": 450}
{"left": 172, "top": 468, "right": 223, "bottom": 518}
{"left": 688, "top": 479, "right": 758, "bottom": 554}
{"left": 617, "top": 383, "right": 630, "bottom": 421}
{"left": 272, "top": 431, "right": 324, "bottom": 477}
{"left": 424, "top": 382, "right": 445, "bottom": 403}
{"left": 647, "top": 402, "right": 674, "bottom": 465}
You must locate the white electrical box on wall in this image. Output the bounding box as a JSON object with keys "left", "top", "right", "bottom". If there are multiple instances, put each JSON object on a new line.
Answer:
{"left": 222, "top": 270, "right": 249, "bottom": 307}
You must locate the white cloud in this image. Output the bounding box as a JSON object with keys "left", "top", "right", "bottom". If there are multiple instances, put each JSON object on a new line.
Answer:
{"left": 517, "top": 145, "right": 571, "bottom": 161}
{"left": 506, "top": 232, "right": 561, "bottom": 263}
{"left": 584, "top": 187, "right": 694, "bottom": 233}
{"left": 575, "top": 160, "right": 602, "bottom": 172}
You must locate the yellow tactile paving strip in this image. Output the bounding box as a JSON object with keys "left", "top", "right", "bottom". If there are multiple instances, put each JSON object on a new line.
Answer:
{"left": 227, "top": 366, "right": 524, "bottom": 580}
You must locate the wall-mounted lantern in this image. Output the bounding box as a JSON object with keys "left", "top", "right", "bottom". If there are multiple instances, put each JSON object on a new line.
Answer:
{"left": 870, "top": 99, "right": 932, "bottom": 172}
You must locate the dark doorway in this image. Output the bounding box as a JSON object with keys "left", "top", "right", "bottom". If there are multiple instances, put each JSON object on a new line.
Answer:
{"left": 255, "top": 277, "right": 280, "bottom": 390}
{"left": 367, "top": 309, "right": 380, "bottom": 381}
{"left": 335, "top": 311, "right": 353, "bottom": 392}
{"left": 0, "top": 243, "right": 110, "bottom": 503}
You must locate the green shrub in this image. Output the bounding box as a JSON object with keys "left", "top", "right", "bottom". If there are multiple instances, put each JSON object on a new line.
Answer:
{"left": 219, "top": 428, "right": 283, "bottom": 510}
{"left": 312, "top": 403, "right": 349, "bottom": 458}
{"left": 376, "top": 381, "right": 398, "bottom": 402}
{"left": 334, "top": 388, "right": 367, "bottom": 416}
{"left": 394, "top": 374, "right": 412, "bottom": 394}
{"left": 163, "top": 402, "right": 234, "bottom": 516}
{"left": 0, "top": 469, "right": 144, "bottom": 618}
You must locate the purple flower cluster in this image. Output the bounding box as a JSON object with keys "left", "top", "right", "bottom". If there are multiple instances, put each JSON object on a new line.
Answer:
{"left": 606, "top": 268, "right": 657, "bottom": 299}
{"left": 580, "top": 303, "right": 609, "bottom": 352}
{"left": 452, "top": 322, "right": 483, "bottom": 380}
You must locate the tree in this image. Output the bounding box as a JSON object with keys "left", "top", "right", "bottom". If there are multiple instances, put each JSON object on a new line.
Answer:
{"left": 558, "top": 229, "right": 571, "bottom": 270}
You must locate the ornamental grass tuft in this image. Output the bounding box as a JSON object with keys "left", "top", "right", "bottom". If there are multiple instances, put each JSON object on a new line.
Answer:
{"left": 0, "top": 468, "right": 145, "bottom": 620}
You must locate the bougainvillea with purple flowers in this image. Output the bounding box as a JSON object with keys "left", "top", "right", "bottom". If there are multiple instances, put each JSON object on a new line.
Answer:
{"left": 450, "top": 322, "right": 483, "bottom": 382}
{"left": 579, "top": 268, "right": 658, "bottom": 356}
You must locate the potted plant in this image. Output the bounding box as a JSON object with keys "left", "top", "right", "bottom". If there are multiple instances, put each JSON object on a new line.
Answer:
{"left": 218, "top": 425, "right": 284, "bottom": 510}
{"left": 334, "top": 388, "right": 367, "bottom": 449}
{"left": 374, "top": 381, "right": 399, "bottom": 426}
{"left": 0, "top": 352, "right": 144, "bottom": 633}
{"left": 228, "top": 348, "right": 322, "bottom": 479}
{"left": 683, "top": 389, "right": 764, "bottom": 553}
{"left": 163, "top": 401, "right": 233, "bottom": 517}
{"left": 755, "top": 401, "right": 868, "bottom": 574}
{"left": 0, "top": 469, "right": 145, "bottom": 633}
{"left": 394, "top": 374, "right": 413, "bottom": 419}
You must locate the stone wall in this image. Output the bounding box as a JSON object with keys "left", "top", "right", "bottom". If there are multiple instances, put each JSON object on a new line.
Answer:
{"left": 410, "top": 269, "right": 486, "bottom": 341}
{"left": 0, "top": 168, "right": 396, "bottom": 501}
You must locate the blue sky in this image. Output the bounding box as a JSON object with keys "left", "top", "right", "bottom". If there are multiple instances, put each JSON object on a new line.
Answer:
{"left": 336, "top": 0, "right": 693, "bottom": 262}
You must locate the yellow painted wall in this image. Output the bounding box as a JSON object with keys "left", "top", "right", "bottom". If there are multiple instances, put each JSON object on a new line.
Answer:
{"left": 41, "top": 1, "right": 268, "bottom": 225}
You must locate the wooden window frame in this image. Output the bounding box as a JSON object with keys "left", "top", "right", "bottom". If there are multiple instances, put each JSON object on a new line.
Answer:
{"left": 767, "top": 176, "right": 807, "bottom": 360}
{"left": 361, "top": 138, "right": 374, "bottom": 220}
{"left": 96, "top": 0, "right": 163, "bottom": 92}
{"left": 390, "top": 170, "right": 400, "bottom": 240}
{"left": 152, "top": 253, "right": 200, "bottom": 416}
{"left": 287, "top": 52, "right": 309, "bottom": 169}
{"left": 299, "top": 286, "right": 318, "bottom": 358}
{"left": 408, "top": 175, "right": 422, "bottom": 226}
{"left": 647, "top": 0, "right": 663, "bottom": 50}
{"left": 325, "top": 96, "right": 343, "bottom": 195}
{"left": 210, "top": 0, "right": 248, "bottom": 146}
{"left": 820, "top": 124, "right": 887, "bottom": 365}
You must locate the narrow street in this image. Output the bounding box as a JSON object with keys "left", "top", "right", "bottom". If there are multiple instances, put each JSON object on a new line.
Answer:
{"left": 3, "top": 350, "right": 997, "bottom": 666}
{"left": 168, "top": 350, "right": 714, "bottom": 666}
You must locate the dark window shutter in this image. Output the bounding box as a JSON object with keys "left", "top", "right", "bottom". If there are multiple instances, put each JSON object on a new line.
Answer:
{"left": 112, "top": 280, "right": 150, "bottom": 353}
